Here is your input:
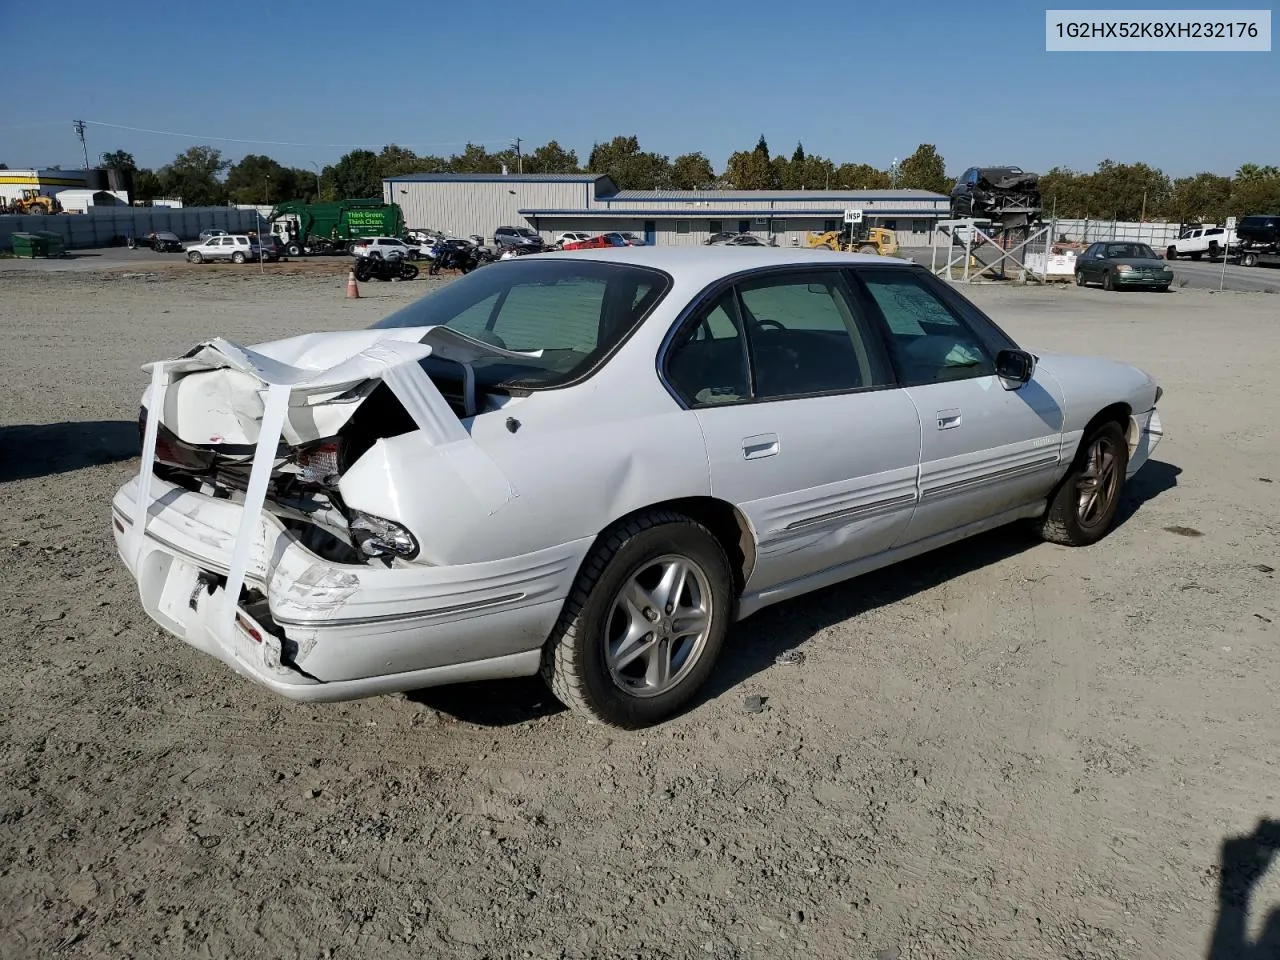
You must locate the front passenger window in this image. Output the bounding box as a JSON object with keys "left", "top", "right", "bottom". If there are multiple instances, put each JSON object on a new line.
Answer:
{"left": 856, "top": 269, "right": 995, "bottom": 385}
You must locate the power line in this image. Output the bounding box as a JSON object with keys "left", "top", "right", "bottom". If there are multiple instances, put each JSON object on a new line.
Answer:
{"left": 79, "top": 120, "right": 512, "bottom": 151}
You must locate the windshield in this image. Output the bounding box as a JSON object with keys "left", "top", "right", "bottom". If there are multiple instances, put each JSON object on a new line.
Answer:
{"left": 369, "top": 258, "right": 672, "bottom": 389}
{"left": 1104, "top": 243, "right": 1157, "bottom": 259}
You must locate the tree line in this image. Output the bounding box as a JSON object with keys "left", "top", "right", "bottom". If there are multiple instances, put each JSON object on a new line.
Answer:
{"left": 91, "top": 137, "right": 1280, "bottom": 223}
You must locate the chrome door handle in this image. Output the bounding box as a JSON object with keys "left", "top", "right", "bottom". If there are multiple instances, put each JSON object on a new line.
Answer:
{"left": 936, "top": 408, "right": 962, "bottom": 430}
{"left": 742, "top": 433, "right": 780, "bottom": 460}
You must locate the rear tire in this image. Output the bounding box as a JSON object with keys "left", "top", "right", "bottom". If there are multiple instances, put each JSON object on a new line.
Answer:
{"left": 232, "top": 251, "right": 246, "bottom": 264}
{"left": 1165, "top": 246, "right": 1177, "bottom": 260}
{"left": 400, "top": 263, "right": 419, "bottom": 280}
{"left": 857, "top": 244, "right": 877, "bottom": 255}
{"left": 541, "top": 510, "right": 734, "bottom": 728}
{"left": 287, "top": 243, "right": 301, "bottom": 257}
{"left": 1242, "top": 252, "right": 1259, "bottom": 268}
{"left": 1037, "top": 421, "right": 1129, "bottom": 547}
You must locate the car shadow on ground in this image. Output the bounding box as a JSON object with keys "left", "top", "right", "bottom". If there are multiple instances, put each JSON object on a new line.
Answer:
{"left": 404, "top": 677, "right": 565, "bottom": 726}
{"left": 0, "top": 421, "right": 138, "bottom": 483}
{"left": 698, "top": 457, "right": 1181, "bottom": 711}
{"left": 1207, "top": 819, "right": 1280, "bottom": 959}
{"left": 412, "top": 458, "right": 1180, "bottom": 728}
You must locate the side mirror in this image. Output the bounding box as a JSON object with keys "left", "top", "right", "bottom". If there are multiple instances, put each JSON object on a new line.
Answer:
{"left": 996, "top": 348, "right": 1035, "bottom": 386}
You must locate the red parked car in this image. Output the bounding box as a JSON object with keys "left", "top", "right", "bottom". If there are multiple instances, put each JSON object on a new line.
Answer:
{"left": 562, "top": 233, "right": 630, "bottom": 251}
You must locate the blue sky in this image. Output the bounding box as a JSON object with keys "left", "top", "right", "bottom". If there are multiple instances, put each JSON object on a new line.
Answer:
{"left": 3, "top": 1, "right": 1275, "bottom": 178}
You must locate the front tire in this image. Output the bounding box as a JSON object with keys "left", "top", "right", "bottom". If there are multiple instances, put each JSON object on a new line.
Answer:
{"left": 1242, "top": 252, "right": 1259, "bottom": 268}
{"left": 1102, "top": 271, "right": 1114, "bottom": 291}
{"left": 1075, "top": 270, "right": 1086, "bottom": 286}
{"left": 1166, "top": 246, "right": 1177, "bottom": 261}
{"left": 541, "top": 510, "right": 733, "bottom": 728}
{"left": 1038, "top": 421, "right": 1129, "bottom": 547}
{"left": 188, "top": 251, "right": 203, "bottom": 263}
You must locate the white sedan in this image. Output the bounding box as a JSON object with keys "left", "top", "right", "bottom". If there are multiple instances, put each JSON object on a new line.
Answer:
{"left": 112, "top": 248, "right": 1163, "bottom": 728}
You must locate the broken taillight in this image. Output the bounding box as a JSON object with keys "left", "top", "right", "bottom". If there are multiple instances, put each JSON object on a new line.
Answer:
{"left": 296, "top": 442, "right": 342, "bottom": 486}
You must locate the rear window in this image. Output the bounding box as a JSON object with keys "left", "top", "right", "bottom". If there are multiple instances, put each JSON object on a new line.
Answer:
{"left": 370, "top": 259, "right": 672, "bottom": 389}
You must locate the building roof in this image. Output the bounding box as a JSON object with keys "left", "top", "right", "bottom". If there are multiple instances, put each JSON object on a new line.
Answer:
{"left": 383, "top": 172, "right": 612, "bottom": 184}
{"left": 608, "top": 188, "right": 948, "bottom": 201}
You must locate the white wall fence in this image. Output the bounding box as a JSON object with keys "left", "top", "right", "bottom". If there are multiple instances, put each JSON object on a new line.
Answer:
{"left": 1, "top": 207, "right": 268, "bottom": 251}
{"left": 1050, "top": 219, "right": 1187, "bottom": 248}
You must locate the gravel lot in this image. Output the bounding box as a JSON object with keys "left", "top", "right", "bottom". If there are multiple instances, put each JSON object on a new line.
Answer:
{"left": 1, "top": 266, "right": 1277, "bottom": 960}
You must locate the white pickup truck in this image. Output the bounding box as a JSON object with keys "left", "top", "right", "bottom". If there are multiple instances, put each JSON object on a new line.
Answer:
{"left": 1165, "top": 225, "right": 1234, "bottom": 261}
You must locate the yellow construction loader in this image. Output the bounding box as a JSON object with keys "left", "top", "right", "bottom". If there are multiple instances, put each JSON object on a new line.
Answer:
{"left": 806, "top": 221, "right": 898, "bottom": 256}
{"left": 2, "top": 190, "right": 61, "bottom": 215}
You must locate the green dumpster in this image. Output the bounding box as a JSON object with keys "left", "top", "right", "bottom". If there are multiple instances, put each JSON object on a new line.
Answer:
{"left": 33, "top": 230, "right": 65, "bottom": 256}
{"left": 10, "top": 233, "right": 46, "bottom": 258}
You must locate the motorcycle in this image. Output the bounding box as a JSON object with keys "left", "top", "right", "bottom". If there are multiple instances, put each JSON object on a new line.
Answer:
{"left": 427, "top": 238, "right": 482, "bottom": 275}
{"left": 354, "top": 250, "right": 419, "bottom": 282}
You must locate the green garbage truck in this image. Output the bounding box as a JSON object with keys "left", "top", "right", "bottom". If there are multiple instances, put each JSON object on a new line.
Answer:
{"left": 268, "top": 198, "right": 405, "bottom": 256}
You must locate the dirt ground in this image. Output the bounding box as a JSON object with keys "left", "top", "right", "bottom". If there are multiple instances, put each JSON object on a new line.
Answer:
{"left": 1, "top": 265, "right": 1277, "bottom": 960}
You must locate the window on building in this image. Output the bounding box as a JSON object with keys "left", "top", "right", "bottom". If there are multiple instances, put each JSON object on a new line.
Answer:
{"left": 912, "top": 220, "right": 928, "bottom": 234}
{"left": 676, "top": 220, "right": 691, "bottom": 234}
{"left": 823, "top": 219, "right": 840, "bottom": 232}
{"left": 708, "top": 220, "right": 723, "bottom": 234}
{"left": 883, "top": 220, "right": 898, "bottom": 231}
{"left": 754, "top": 218, "right": 768, "bottom": 228}
{"left": 769, "top": 219, "right": 786, "bottom": 235}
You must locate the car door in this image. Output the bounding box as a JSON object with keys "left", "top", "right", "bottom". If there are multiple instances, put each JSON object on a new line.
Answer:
{"left": 662, "top": 268, "right": 922, "bottom": 592}
{"left": 849, "top": 266, "right": 1065, "bottom": 546}
{"left": 1078, "top": 243, "right": 1099, "bottom": 279}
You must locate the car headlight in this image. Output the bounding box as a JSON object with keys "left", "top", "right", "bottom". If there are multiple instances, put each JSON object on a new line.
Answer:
{"left": 348, "top": 511, "right": 419, "bottom": 560}
{"left": 1116, "top": 264, "right": 1135, "bottom": 273}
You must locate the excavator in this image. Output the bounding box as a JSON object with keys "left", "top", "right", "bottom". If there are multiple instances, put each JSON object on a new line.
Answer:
{"left": 1, "top": 190, "right": 61, "bottom": 215}
{"left": 805, "top": 219, "right": 898, "bottom": 256}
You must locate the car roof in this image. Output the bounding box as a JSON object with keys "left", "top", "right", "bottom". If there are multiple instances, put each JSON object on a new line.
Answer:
{"left": 536, "top": 245, "right": 910, "bottom": 274}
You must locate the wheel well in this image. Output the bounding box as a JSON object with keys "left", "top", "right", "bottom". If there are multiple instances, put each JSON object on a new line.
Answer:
{"left": 1080, "top": 402, "right": 1133, "bottom": 459}
{"left": 605, "top": 497, "right": 756, "bottom": 596}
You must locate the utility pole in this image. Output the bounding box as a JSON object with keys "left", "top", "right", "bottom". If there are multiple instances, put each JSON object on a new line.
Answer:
{"left": 511, "top": 138, "right": 523, "bottom": 174}
{"left": 73, "top": 120, "right": 89, "bottom": 171}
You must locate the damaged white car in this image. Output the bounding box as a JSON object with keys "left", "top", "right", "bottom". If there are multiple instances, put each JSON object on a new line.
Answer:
{"left": 112, "top": 248, "right": 1164, "bottom": 728}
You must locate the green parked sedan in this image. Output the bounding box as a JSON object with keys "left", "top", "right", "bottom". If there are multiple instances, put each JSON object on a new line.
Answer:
{"left": 1074, "top": 241, "right": 1174, "bottom": 292}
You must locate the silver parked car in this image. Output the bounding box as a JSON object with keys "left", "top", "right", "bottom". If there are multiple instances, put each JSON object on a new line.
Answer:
{"left": 113, "top": 248, "right": 1163, "bottom": 727}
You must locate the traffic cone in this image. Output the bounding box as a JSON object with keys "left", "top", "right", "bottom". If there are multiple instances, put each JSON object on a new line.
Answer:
{"left": 346, "top": 269, "right": 360, "bottom": 299}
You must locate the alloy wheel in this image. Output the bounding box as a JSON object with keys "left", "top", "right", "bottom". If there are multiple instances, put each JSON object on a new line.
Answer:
{"left": 1076, "top": 434, "right": 1122, "bottom": 529}
{"left": 604, "top": 554, "right": 713, "bottom": 698}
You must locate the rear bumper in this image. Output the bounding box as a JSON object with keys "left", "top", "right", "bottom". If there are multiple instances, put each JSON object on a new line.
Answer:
{"left": 111, "top": 475, "right": 589, "bottom": 702}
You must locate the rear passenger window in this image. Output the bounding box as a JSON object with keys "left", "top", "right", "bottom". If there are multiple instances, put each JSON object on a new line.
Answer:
{"left": 737, "top": 272, "right": 892, "bottom": 398}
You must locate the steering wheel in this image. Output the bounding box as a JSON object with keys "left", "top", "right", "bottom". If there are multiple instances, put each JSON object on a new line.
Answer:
{"left": 755, "top": 318, "right": 787, "bottom": 333}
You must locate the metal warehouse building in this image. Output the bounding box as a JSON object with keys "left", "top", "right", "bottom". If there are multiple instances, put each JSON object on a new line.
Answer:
{"left": 383, "top": 173, "right": 949, "bottom": 248}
